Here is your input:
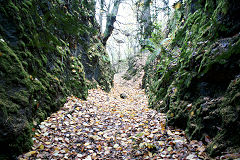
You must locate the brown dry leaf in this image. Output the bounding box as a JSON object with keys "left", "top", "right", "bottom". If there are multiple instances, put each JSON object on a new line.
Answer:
{"left": 39, "top": 144, "right": 44, "bottom": 150}
{"left": 45, "top": 142, "right": 51, "bottom": 145}
{"left": 205, "top": 135, "right": 211, "bottom": 143}
{"left": 148, "top": 151, "right": 153, "bottom": 157}
{"left": 212, "top": 145, "right": 217, "bottom": 149}
{"left": 97, "top": 145, "right": 102, "bottom": 152}
{"left": 18, "top": 73, "right": 209, "bottom": 160}
{"left": 158, "top": 141, "right": 165, "bottom": 146}
{"left": 25, "top": 151, "right": 37, "bottom": 157}
{"left": 167, "top": 146, "right": 173, "bottom": 152}
{"left": 190, "top": 111, "right": 194, "bottom": 117}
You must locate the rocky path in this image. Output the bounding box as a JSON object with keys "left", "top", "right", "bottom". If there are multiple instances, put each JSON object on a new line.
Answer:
{"left": 19, "top": 73, "right": 208, "bottom": 160}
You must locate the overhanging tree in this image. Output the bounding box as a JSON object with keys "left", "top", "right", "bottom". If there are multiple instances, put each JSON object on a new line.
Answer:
{"left": 135, "top": 0, "right": 152, "bottom": 48}
{"left": 96, "top": 0, "right": 123, "bottom": 46}
{"left": 102, "top": 0, "right": 122, "bottom": 46}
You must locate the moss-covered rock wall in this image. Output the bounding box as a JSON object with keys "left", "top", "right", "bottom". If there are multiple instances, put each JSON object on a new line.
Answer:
{"left": 0, "top": 0, "right": 113, "bottom": 158}
{"left": 143, "top": 0, "right": 240, "bottom": 157}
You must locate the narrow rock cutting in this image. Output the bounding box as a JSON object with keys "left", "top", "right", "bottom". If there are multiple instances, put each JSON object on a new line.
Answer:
{"left": 19, "top": 74, "right": 209, "bottom": 159}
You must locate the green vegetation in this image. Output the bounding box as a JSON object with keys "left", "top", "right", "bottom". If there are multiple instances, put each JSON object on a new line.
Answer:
{"left": 142, "top": 0, "right": 240, "bottom": 157}
{"left": 0, "top": 0, "right": 113, "bottom": 158}
{"left": 1, "top": 0, "right": 240, "bottom": 158}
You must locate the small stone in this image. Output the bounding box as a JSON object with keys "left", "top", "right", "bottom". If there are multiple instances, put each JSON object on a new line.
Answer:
{"left": 120, "top": 93, "right": 127, "bottom": 99}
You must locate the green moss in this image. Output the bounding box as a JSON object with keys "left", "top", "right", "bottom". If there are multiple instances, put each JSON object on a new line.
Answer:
{"left": 10, "top": 121, "right": 33, "bottom": 154}
{"left": 143, "top": 0, "right": 240, "bottom": 157}
{"left": 216, "top": 39, "right": 240, "bottom": 62}
{"left": 204, "top": 0, "right": 216, "bottom": 13}
{"left": 36, "top": 108, "right": 47, "bottom": 121}
{"left": 206, "top": 130, "right": 226, "bottom": 156}
{"left": 0, "top": 99, "right": 8, "bottom": 119}
{"left": 0, "top": 0, "right": 113, "bottom": 158}
{"left": 8, "top": 1, "right": 19, "bottom": 12}
{"left": 3, "top": 101, "right": 19, "bottom": 114}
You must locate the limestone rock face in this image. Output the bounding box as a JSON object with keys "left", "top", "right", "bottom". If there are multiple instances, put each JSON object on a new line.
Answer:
{"left": 0, "top": 0, "right": 113, "bottom": 158}
{"left": 143, "top": 0, "right": 240, "bottom": 157}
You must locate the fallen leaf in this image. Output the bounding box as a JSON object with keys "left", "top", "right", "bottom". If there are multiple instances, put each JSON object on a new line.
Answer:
{"left": 167, "top": 146, "right": 173, "bottom": 151}
{"left": 25, "top": 151, "right": 37, "bottom": 157}
{"left": 190, "top": 111, "right": 194, "bottom": 116}
{"left": 113, "top": 144, "right": 119, "bottom": 148}
{"left": 39, "top": 144, "right": 44, "bottom": 150}
{"left": 45, "top": 142, "right": 51, "bottom": 145}
{"left": 213, "top": 145, "right": 217, "bottom": 149}
{"left": 97, "top": 145, "right": 102, "bottom": 152}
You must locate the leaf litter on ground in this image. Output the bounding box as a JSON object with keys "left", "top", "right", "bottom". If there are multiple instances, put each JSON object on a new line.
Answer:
{"left": 18, "top": 73, "right": 209, "bottom": 160}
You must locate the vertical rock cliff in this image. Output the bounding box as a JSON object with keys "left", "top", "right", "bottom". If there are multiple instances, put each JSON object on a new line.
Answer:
{"left": 143, "top": 0, "right": 240, "bottom": 156}
{"left": 0, "top": 0, "right": 113, "bottom": 158}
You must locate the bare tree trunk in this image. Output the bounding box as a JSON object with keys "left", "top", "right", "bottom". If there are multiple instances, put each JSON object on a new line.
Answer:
{"left": 99, "top": 0, "right": 104, "bottom": 33}
{"left": 141, "top": 0, "right": 152, "bottom": 39}
{"left": 136, "top": 0, "right": 152, "bottom": 48}
{"left": 102, "top": 0, "right": 121, "bottom": 46}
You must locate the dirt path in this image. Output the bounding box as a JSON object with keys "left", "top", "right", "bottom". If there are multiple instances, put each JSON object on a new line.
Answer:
{"left": 19, "top": 73, "right": 208, "bottom": 160}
